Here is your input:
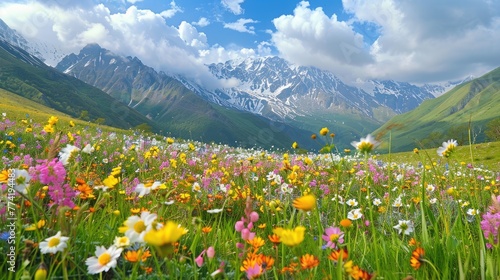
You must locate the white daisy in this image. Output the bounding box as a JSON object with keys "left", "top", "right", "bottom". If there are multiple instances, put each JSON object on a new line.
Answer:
{"left": 266, "top": 171, "right": 276, "bottom": 181}
{"left": 274, "top": 175, "right": 283, "bottom": 185}
{"left": 58, "top": 144, "right": 80, "bottom": 165}
{"left": 347, "top": 208, "right": 363, "bottom": 220}
{"left": 192, "top": 182, "right": 201, "bottom": 192}
{"left": 467, "top": 209, "right": 480, "bottom": 216}
{"left": 351, "top": 134, "right": 379, "bottom": 153}
{"left": 113, "top": 236, "right": 131, "bottom": 248}
{"left": 280, "top": 183, "right": 293, "bottom": 194}
{"left": 39, "top": 231, "right": 69, "bottom": 254}
{"left": 134, "top": 181, "right": 161, "bottom": 197}
{"left": 373, "top": 198, "right": 382, "bottom": 206}
{"left": 13, "top": 169, "right": 31, "bottom": 194}
{"left": 219, "top": 184, "right": 228, "bottom": 193}
{"left": 392, "top": 196, "right": 403, "bottom": 208}
{"left": 82, "top": 144, "right": 95, "bottom": 154}
{"left": 393, "top": 220, "right": 414, "bottom": 235}
{"left": 85, "top": 245, "right": 123, "bottom": 274}
{"left": 119, "top": 212, "right": 157, "bottom": 243}
{"left": 346, "top": 199, "right": 358, "bottom": 207}
{"left": 437, "top": 139, "right": 458, "bottom": 157}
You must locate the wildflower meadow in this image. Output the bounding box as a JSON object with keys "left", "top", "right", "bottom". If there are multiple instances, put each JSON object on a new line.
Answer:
{"left": 1, "top": 114, "right": 499, "bottom": 279}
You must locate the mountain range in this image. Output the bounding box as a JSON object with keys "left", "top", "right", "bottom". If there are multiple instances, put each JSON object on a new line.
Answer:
{"left": 56, "top": 43, "right": 470, "bottom": 149}
{"left": 1, "top": 18, "right": 496, "bottom": 152}
{"left": 53, "top": 43, "right": 316, "bottom": 149}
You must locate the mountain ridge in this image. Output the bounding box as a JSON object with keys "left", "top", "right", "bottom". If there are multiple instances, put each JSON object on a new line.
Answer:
{"left": 0, "top": 39, "right": 160, "bottom": 131}
{"left": 55, "top": 43, "right": 316, "bottom": 149}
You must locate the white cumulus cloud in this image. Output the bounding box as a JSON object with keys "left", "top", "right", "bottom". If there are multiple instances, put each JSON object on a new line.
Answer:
{"left": 224, "top": 18, "right": 258, "bottom": 34}
{"left": 221, "top": 0, "right": 245, "bottom": 15}
{"left": 0, "top": 1, "right": 230, "bottom": 89}
{"left": 271, "top": 1, "right": 372, "bottom": 81}
{"left": 272, "top": 0, "right": 500, "bottom": 84}
{"left": 192, "top": 17, "right": 210, "bottom": 27}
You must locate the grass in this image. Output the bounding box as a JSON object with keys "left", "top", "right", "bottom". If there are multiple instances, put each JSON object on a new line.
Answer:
{"left": 376, "top": 141, "right": 500, "bottom": 171}
{"left": 1, "top": 111, "right": 500, "bottom": 280}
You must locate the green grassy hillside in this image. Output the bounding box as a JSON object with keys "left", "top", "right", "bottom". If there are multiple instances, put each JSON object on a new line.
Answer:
{"left": 0, "top": 41, "right": 160, "bottom": 132}
{"left": 376, "top": 140, "right": 500, "bottom": 171}
{"left": 374, "top": 67, "right": 500, "bottom": 152}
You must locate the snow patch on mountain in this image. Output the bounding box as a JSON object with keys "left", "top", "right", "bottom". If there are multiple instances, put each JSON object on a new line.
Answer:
{"left": 0, "top": 19, "right": 65, "bottom": 66}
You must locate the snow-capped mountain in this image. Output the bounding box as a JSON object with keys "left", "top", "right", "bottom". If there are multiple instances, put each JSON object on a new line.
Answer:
{"left": 420, "top": 76, "right": 475, "bottom": 97}
{"left": 54, "top": 44, "right": 318, "bottom": 149}
{"left": 178, "top": 56, "right": 447, "bottom": 124}
{"left": 205, "top": 56, "right": 381, "bottom": 119}
{"left": 0, "top": 18, "right": 64, "bottom": 66}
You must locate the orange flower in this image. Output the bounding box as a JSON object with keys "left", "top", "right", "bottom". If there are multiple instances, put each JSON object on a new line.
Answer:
{"left": 357, "top": 269, "right": 374, "bottom": 280}
{"left": 240, "top": 255, "right": 261, "bottom": 272}
{"left": 408, "top": 238, "right": 420, "bottom": 247}
{"left": 300, "top": 254, "right": 319, "bottom": 270}
{"left": 292, "top": 194, "right": 316, "bottom": 211}
{"left": 202, "top": 226, "right": 212, "bottom": 233}
{"left": 260, "top": 255, "right": 275, "bottom": 270}
{"left": 410, "top": 247, "right": 425, "bottom": 270}
{"left": 76, "top": 183, "right": 93, "bottom": 199}
{"left": 124, "top": 249, "right": 151, "bottom": 263}
{"left": 281, "top": 262, "right": 299, "bottom": 275}
{"left": 268, "top": 234, "right": 281, "bottom": 245}
{"left": 340, "top": 219, "right": 352, "bottom": 228}
{"left": 247, "top": 237, "right": 265, "bottom": 249}
{"left": 141, "top": 266, "right": 153, "bottom": 274}
{"left": 328, "top": 248, "right": 348, "bottom": 263}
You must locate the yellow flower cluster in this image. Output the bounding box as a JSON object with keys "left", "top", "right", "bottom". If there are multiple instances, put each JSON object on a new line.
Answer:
{"left": 43, "top": 116, "right": 59, "bottom": 133}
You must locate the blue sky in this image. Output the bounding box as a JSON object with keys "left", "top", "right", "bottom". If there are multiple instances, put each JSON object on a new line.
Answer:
{"left": 1, "top": 0, "right": 500, "bottom": 88}
{"left": 107, "top": 0, "right": 353, "bottom": 55}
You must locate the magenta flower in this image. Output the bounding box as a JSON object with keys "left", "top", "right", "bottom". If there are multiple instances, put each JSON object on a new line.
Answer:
{"left": 195, "top": 250, "right": 205, "bottom": 267}
{"left": 245, "top": 263, "right": 262, "bottom": 279}
{"left": 207, "top": 246, "right": 215, "bottom": 259}
{"left": 480, "top": 212, "right": 500, "bottom": 247}
{"left": 32, "top": 159, "right": 76, "bottom": 209}
{"left": 322, "top": 226, "right": 344, "bottom": 249}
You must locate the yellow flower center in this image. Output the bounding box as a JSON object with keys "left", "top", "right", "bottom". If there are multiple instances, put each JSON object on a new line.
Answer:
{"left": 357, "top": 141, "right": 374, "bottom": 152}
{"left": 98, "top": 253, "right": 112, "bottom": 266}
{"left": 330, "top": 233, "right": 339, "bottom": 242}
{"left": 134, "top": 220, "right": 146, "bottom": 233}
{"left": 48, "top": 237, "right": 60, "bottom": 247}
